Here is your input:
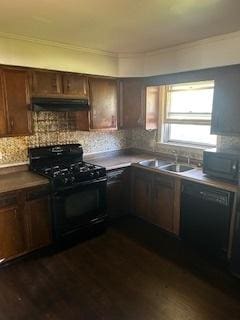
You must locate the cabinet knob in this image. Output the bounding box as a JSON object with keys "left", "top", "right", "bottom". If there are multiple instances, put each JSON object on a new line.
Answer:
{"left": 9, "top": 118, "right": 14, "bottom": 131}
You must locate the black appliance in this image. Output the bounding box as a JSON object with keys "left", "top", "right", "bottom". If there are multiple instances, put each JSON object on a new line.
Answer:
{"left": 32, "top": 97, "right": 90, "bottom": 112}
{"left": 203, "top": 148, "right": 240, "bottom": 183}
{"left": 181, "top": 181, "right": 233, "bottom": 260}
{"left": 29, "top": 144, "right": 107, "bottom": 241}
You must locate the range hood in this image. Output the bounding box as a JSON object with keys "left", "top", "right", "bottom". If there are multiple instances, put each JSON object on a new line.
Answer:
{"left": 32, "top": 97, "right": 90, "bottom": 112}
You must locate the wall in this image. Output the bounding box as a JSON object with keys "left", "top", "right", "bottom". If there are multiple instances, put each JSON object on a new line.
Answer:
{"left": 0, "top": 112, "right": 129, "bottom": 166}
{"left": 1, "top": 31, "right": 240, "bottom": 165}
{"left": 0, "top": 33, "right": 118, "bottom": 76}
{"left": 119, "top": 31, "right": 240, "bottom": 77}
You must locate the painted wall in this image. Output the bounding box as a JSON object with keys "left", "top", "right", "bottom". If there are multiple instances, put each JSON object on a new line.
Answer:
{"left": 119, "top": 31, "right": 240, "bottom": 77}
{"left": 0, "top": 33, "right": 118, "bottom": 76}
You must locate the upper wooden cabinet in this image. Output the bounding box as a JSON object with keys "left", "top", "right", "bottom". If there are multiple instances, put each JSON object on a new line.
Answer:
{"left": 31, "top": 70, "right": 89, "bottom": 98}
{"left": 32, "top": 70, "right": 62, "bottom": 96}
{"left": 211, "top": 68, "right": 240, "bottom": 135}
{"left": 0, "top": 68, "right": 32, "bottom": 137}
{"left": 89, "top": 77, "right": 118, "bottom": 130}
{"left": 145, "top": 86, "right": 160, "bottom": 130}
{"left": 119, "top": 78, "right": 144, "bottom": 129}
{"left": 62, "top": 73, "right": 89, "bottom": 97}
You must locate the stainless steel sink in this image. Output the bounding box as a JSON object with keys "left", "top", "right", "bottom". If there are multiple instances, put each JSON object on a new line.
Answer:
{"left": 139, "top": 159, "right": 171, "bottom": 168}
{"left": 161, "top": 164, "right": 194, "bottom": 173}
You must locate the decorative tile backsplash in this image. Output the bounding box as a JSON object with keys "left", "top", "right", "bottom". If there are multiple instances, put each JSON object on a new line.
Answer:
{"left": 1, "top": 112, "right": 240, "bottom": 166}
{"left": 0, "top": 112, "right": 129, "bottom": 165}
{"left": 130, "top": 128, "right": 240, "bottom": 161}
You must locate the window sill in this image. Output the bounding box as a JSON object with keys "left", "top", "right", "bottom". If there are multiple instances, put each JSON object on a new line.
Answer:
{"left": 156, "top": 141, "right": 214, "bottom": 152}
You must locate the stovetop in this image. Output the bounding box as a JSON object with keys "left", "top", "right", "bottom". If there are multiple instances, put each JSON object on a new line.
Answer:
{"left": 28, "top": 144, "right": 106, "bottom": 190}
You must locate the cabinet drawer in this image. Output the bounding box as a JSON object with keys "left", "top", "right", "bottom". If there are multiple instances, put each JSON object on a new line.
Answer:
{"left": 0, "top": 193, "right": 17, "bottom": 209}
{"left": 107, "top": 169, "right": 125, "bottom": 183}
{"left": 26, "top": 185, "right": 50, "bottom": 201}
{"left": 154, "top": 175, "right": 174, "bottom": 188}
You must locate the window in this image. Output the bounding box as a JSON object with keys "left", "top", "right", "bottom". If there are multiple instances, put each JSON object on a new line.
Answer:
{"left": 162, "top": 81, "right": 217, "bottom": 147}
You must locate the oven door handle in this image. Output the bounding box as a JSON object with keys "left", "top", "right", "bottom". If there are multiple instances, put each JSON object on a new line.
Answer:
{"left": 53, "top": 177, "right": 107, "bottom": 195}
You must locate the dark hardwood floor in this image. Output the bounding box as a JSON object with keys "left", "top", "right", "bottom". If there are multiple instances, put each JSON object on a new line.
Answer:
{"left": 0, "top": 216, "right": 240, "bottom": 320}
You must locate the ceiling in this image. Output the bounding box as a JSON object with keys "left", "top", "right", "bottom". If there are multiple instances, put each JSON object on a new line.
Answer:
{"left": 0, "top": 0, "right": 240, "bottom": 54}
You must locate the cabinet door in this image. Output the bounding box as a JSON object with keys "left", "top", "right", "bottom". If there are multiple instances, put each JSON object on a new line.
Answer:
{"left": 120, "top": 79, "right": 144, "bottom": 129}
{"left": 132, "top": 170, "right": 151, "bottom": 220}
{"left": 0, "top": 205, "right": 26, "bottom": 261}
{"left": 145, "top": 86, "right": 159, "bottom": 130}
{"left": 0, "top": 70, "right": 7, "bottom": 135}
{"left": 152, "top": 175, "right": 174, "bottom": 233}
{"left": 26, "top": 195, "right": 52, "bottom": 250}
{"left": 32, "top": 70, "right": 62, "bottom": 96}
{"left": 211, "top": 68, "right": 240, "bottom": 135}
{"left": 89, "top": 78, "right": 118, "bottom": 130}
{"left": 3, "top": 68, "right": 32, "bottom": 136}
{"left": 63, "top": 74, "right": 89, "bottom": 97}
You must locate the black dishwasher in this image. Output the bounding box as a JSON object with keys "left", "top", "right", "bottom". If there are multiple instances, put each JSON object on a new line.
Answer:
{"left": 180, "top": 181, "right": 233, "bottom": 260}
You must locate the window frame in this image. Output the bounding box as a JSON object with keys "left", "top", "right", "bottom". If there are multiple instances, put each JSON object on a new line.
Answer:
{"left": 160, "top": 80, "right": 216, "bottom": 148}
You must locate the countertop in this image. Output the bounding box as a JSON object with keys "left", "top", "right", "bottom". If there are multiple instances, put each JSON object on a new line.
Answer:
{"left": 87, "top": 150, "right": 239, "bottom": 193}
{"left": 86, "top": 151, "right": 154, "bottom": 170}
{"left": 0, "top": 149, "right": 238, "bottom": 194}
{"left": 0, "top": 171, "right": 49, "bottom": 194}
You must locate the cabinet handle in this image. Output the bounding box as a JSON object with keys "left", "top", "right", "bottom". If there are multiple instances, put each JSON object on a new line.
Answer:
{"left": 83, "top": 81, "right": 87, "bottom": 95}
{"left": 67, "top": 80, "right": 71, "bottom": 89}
{"left": 9, "top": 118, "right": 14, "bottom": 131}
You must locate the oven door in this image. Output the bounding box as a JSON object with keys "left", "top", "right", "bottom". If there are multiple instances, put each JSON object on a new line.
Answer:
{"left": 52, "top": 178, "right": 107, "bottom": 239}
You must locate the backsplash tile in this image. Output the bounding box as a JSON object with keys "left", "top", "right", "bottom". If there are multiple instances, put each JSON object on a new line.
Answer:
{"left": 0, "top": 112, "right": 129, "bottom": 166}
{"left": 1, "top": 112, "right": 240, "bottom": 167}
{"left": 130, "top": 128, "right": 240, "bottom": 161}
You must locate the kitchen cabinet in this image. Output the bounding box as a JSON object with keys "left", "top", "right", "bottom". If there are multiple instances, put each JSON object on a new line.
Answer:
{"left": 132, "top": 167, "right": 180, "bottom": 235}
{"left": 107, "top": 168, "right": 130, "bottom": 219}
{"left": 145, "top": 86, "right": 160, "bottom": 130}
{"left": 0, "top": 185, "right": 52, "bottom": 263}
{"left": 119, "top": 78, "right": 144, "bottom": 128}
{"left": 211, "top": 67, "right": 240, "bottom": 135}
{"left": 25, "top": 186, "right": 52, "bottom": 250}
{"left": 151, "top": 175, "right": 175, "bottom": 233}
{"left": 131, "top": 168, "right": 152, "bottom": 221}
{"left": 0, "top": 192, "right": 26, "bottom": 261}
{"left": 89, "top": 77, "right": 118, "bottom": 130}
{"left": 32, "top": 70, "right": 62, "bottom": 96}
{"left": 62, "top": 73, "right": 89, "bottom": 97}
{"left": 0, "top": 68, "right": 32, "bottom": 137}
{"left": 32, "top": 70, "right": 90, "bottom": 99}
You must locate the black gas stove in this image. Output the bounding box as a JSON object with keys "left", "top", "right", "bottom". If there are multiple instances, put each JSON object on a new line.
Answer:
{"left": 29, "top": 144, "right": 107, "bottom": 240}
{"left": 29, "top": 144, "right": 106, "bottom": 191}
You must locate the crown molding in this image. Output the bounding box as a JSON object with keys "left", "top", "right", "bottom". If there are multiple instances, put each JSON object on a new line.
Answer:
{"left": 118, "top": 30, "right": 240, "bottom": 59}
{"left": 0, "top": 31, "right": 118, "bottom": 58}
{"left": 0, "top": 29, "right": 240, "bottom": 62}
{"left": 145, "top": 30, "right": 240, "bottom": 57}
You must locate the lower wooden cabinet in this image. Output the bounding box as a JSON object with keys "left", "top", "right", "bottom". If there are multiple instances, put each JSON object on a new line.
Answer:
{"left": 25, "top": 188, "right": 52, "bottom": 250}
{"left": 0, "top": 205, "right": 26, "bottom": 261}
{"left": 0, "top": 185, "right": 52, "bottom": 263}
{"left": 131, "top": 167, "right": 180, "bottom": 235}
{"left": 132, "top": 169, "right": 152, "bottom": 221}
{"left": 151, "top": 175, "right": 175, "bottom": 233}
{"left": 107, "top": 168, "right": 130, "bottom": 219}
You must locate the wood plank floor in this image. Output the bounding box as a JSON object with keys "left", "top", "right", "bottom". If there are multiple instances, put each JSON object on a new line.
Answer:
{"left": 0, "top": 216, "right": 240, "bottom": 320}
